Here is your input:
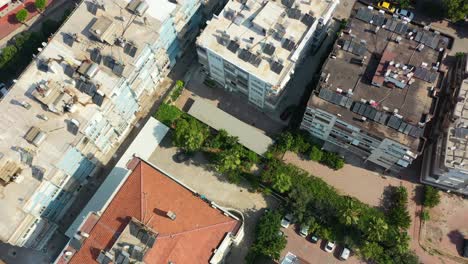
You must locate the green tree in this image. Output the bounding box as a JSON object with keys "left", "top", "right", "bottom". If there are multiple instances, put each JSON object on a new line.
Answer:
{"left": 16, "top": 9, "right": 28, "bottom": 24}
{"left": 383, "top": 227, "right": 410, "bottom": 254}
{"left": 340, "top": 198, "right": 360, "bottom": 226}
{"left": 365, "top": 216, "right": 388, "bottom": 242}
{"left": 423, "top": 185, "right": 441, "bottom": 208}
{"left": 214, "top": 144, "right": 243, "bottom": 173}
{"left": 309, "top": 145, "right": 323, "bottom": 161}
{"left": 35, "top": 0, "right": 47, "bottom": 12}
{"left": 154, "top": 103, "right": 182, "bottom": 126}
{"left": 387, "top": 186, "right": 411, "bottom": 229}
{"left": 249, "top": 211, "right": 287, "bottom": 261}
{"left": 396, "top": 0, "right": 411, "bottom": 9}
{"left": 360, "top": 242, "right": 384, "bottom": 261}
{"left": 274, "top": 131, "right": 294, "bottom": 153}
{"left": 271, "top": 171, "right": 292, "bottom": 193}
{"left": 173, "top": 117, "right": 209, "bottom": 153}
{"left": 444, "top": 0, "right": 468, "bottom": 22}
{"left": 0, "top": 45, "right": 18, "bottom": 68}
{"left": 206, "top": 129, "right": 238, "bottom": 149}
{"left": 421, "top": 209, "right": 430, "bottom": 221}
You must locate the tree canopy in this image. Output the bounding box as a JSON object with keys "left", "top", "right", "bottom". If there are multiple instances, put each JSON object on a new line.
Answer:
{"left": 444, "top": 0, "right": 468, "bottom": 22}
{"left": 248, "top": 211, "right": 287, "bottom": 262}
{"left": 173, "top": 116, "right": 209, "bottom": 153}
{"left": 423, "top": 185, "right": 441, "bottom": 208}
{"left": 16, "top": 9, "right": 28, "bottom": 24}
{"left": 35, "top": 0, "right": 47, "bottom": 12}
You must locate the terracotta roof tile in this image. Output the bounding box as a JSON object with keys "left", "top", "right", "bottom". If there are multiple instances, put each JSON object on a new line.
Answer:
{"left": 68, "top": 159, "right": 239, "bottom": 264}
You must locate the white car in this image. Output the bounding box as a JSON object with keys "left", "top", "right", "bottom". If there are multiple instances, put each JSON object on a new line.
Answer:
{"left": 340, "top": 247, "right": 350, "bottom": 260}
{"left": 281, "top": 214, "right": 293, "bottom": 228}
{"left": 324, "top": 241, "right": 336, "bottom": 253}
{"left": 299, "top": 225, "right": 309, "bottom": 237}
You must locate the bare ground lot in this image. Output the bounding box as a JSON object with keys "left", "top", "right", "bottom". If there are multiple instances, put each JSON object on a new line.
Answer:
{"left": 423, "top": 193, "right": 468, "bottom": 264}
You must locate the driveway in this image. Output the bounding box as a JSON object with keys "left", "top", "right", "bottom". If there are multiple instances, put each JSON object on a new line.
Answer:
{"left": 148, "top": 132, "right": 280, "bottom": 263}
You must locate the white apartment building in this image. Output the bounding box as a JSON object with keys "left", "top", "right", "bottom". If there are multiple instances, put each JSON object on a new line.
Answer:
{"left": 196, "top": 0, "right": 339, "bottom": 111}
{"left": 0, "top": 0, "right": 202, "bottom": 249}
{"left": 422, "top": 57, "right": 468, "bottom": 195}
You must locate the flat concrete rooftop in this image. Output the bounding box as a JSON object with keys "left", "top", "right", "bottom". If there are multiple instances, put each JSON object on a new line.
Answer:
{"left": 445, "top": 79, "right": 468, "bottom": 171}
{"left": 308, "top": 2, "right": 447, "bottom": 151}
{"left": 197, "top": 0, "right": 336, "bottom": 89}
{"left": 0, "top": 0, "right": 177, "bottom": 243}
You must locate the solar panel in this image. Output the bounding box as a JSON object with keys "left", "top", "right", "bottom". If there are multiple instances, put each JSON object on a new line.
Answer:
{"left": 91, "top": 48, "right": 102, "bottom": 64}
{"left": 124, "top": 43, "right": 138, "bottom": 57}
{"left": 414, "top": 31, "right": 423, "bottom": 42}
{"left": 263, "top": 43, "right": 276, "bottom": 55}
{"left": 384, "top": 18, "right": 398, "bottom": 31}
{"left": 364, "top": 105, "right": 373, "bottom": 117}
{"left": 358, "top": 104, "right": 366, "bottom": 115}
{"left": 113, "top": 63, "right": 125, "bottom": 76}
{"left": 249, "top": 55, "right": 261, "bottom": 67}
{"left": 282, "top": 39, "right": 295, "bottom": 51}
{"left": 92, "top": 92, "right": 104, "bottom": 106}
{"left": 372, "top": 13, "right": 386, "bottom": 26}
{"left": 378, "top": 113, "right": 389, "bottom": 124}
{"left": 238, "top": 49, "right": 252, "bottom": 62}
{"left": 414, "top": 67, "right": 437, "bottom": 83}
{"left": 387, "top": 115, "right": 402, "bottom": 130}
{"left": 281, "top": 0, "right": 295, "bottom": 8}
{"left": 355, "top": 7, "right": 373, "bottom": 23}
{"left": 271, "top": 61, "right": 284, "bottom": 74}
{"left": 351, "top": 102, "right": 360, "bottom": 113}
{"left": 301, "top": 13, "right": 315, "bottom": 26}
{"left": 394, "top": 22, "right": 408, "bottom": 35}
{"left": 374, "top": 111, "right": 382, "bottom": 121}
{"left": 146, "top": 234, "right": 157, "bottom": 248}
{"left": 76, "top": 80, "right": 97, "bottom": 96}
{"left": 227, "top": 41, "right": 240, "bottom": 53}
{"left": 398, "top": 122, "right": 408, "bottom": 132}
{"left": 409, "top": 126, "right": 423, "bottom": 138}
{"left": 287, "top": 8, "right": 301, "bottom": 19}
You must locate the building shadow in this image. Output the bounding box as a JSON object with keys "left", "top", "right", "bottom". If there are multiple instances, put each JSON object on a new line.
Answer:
{"left": 447, "top": 229, "right": 465, "bottom": 256}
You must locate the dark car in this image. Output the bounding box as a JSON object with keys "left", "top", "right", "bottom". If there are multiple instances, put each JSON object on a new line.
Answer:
{"left": 280, "top": 105, "right": 297, "bottom": 121}
{"left": 309, "top": 234, "right": 319, "bottom": 243}
{"left": 463, "top": 238, "right": 468, "bottom": 258}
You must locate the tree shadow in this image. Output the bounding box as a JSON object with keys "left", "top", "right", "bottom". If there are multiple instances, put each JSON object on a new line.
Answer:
{"left": 7, "top": 13, "right": 19, "bottom": 24}
{"left": 447, "top": 229, "right": 465, "bottom": 256}
{"left": 24, "top": 2, "right": 36, "bottom": 13}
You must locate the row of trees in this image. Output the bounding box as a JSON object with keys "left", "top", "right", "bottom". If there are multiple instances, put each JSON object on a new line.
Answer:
{"left": 15, "top": 0, "right": 48, "bottom": 24}
{"left": 268, "top": 130, "right": 344, "bottom": 170}
{"left": 154, "top": 106, "right": 417, "bottom": 263}
{"left": 261, "top": 159, "right": 418, "bottom": 263}
{"left": 1, "top": 7, "right": 70, "bottom": 83}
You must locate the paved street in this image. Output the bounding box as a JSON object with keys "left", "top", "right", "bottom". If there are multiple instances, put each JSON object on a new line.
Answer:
{"left": 148, "top": 133, "right": 279, "bottom": 263}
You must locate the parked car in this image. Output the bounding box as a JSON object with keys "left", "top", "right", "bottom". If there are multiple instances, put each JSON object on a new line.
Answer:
{"left": 0, "top": 83, "right": 7, "bottom": 100}
{"left": 463, "top": 238, "right": 468, "bottom": 258}
{"left": 299, "top": 224, "right": 309, "bottom": 237}
{"left": 340, "top": 247, "right": 351, "bottom": 260}
{"left": 280, "top": 105, "right": 297, "bottom": 121}
{"left": 309, "top": 234, "right": 319, "bottom": 243}
{"left": 324, "top": 241, "right": 336, "bottom": 253}
{"left": 377, "top": 1, "right": 396, "bottom": 13}
{"left": 396, "top": 8, "right": 415, "bottom": 22}
{"left": 281, "top": 214, "right": 293, "bottom": 228}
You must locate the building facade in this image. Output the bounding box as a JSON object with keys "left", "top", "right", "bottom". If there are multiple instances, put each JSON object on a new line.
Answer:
{"left": 196, "top": 0, "right": 339, "bottom": 111}
{"left": 421, "top": 55, "right": 468, "bottom": 195}
{"left": 0, "top": 0, "right": 203, "bottom": 249}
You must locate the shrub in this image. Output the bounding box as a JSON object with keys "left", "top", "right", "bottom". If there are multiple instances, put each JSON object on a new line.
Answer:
{"left": 309, "top": 145, "right": 323, "bottom": 161}
{"left": 35, "top": 0, "right": 47, "bottom": 12}
{"left": 154, "top": 103, "right": 183, "bottom": 126}
{"left": 421, "top": 209, "right": 430, "bottom": 221}
{"left": 321, "top": 152, "right": 344, "bottom": 170}
{"left": 170, "top": 80, "right": 185, "bottom": 102}
{"left": 423, "top": 185, "right": 441, "bottom": 208}
{"left": 16, "top": 9, "right": 28, "bottom": 24}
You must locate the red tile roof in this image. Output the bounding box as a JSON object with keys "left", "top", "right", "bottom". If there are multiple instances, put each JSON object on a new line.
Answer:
{"left": 67, "top": 159, "right": 239, "bottom": 264}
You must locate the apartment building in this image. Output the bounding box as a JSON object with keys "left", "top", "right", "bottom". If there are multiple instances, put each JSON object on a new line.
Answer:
{"left": 0, "top": 0, "right": 202, "bottom": 249}
{"left": 301, "top": 3, "right": 450, "bottom": 172}
{"left": 196, "top": 0, "right": 339, "bottom": 111}
{"left": 421, "top": 55, "right": 468, "bottom": 195}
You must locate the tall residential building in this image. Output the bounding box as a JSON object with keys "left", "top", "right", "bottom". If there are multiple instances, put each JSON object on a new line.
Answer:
{"left": 54, "top": 158, "right": 243, "bottom": 264}
{"left": 196, "top": 0, "right": 339, "bottom": 110}
{"left": 421, "top": 55, "right": 468, "bottom": 195}
{"left": 300, "top": 3, "right": 450, "bottom": 173}
{"left": 0, "top": 0, "right": 202, "bottom": 249}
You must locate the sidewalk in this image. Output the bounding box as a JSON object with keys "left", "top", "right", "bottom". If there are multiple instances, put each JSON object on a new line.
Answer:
{"left": 0, "top": 0, "right": 70, "bottom": 44}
